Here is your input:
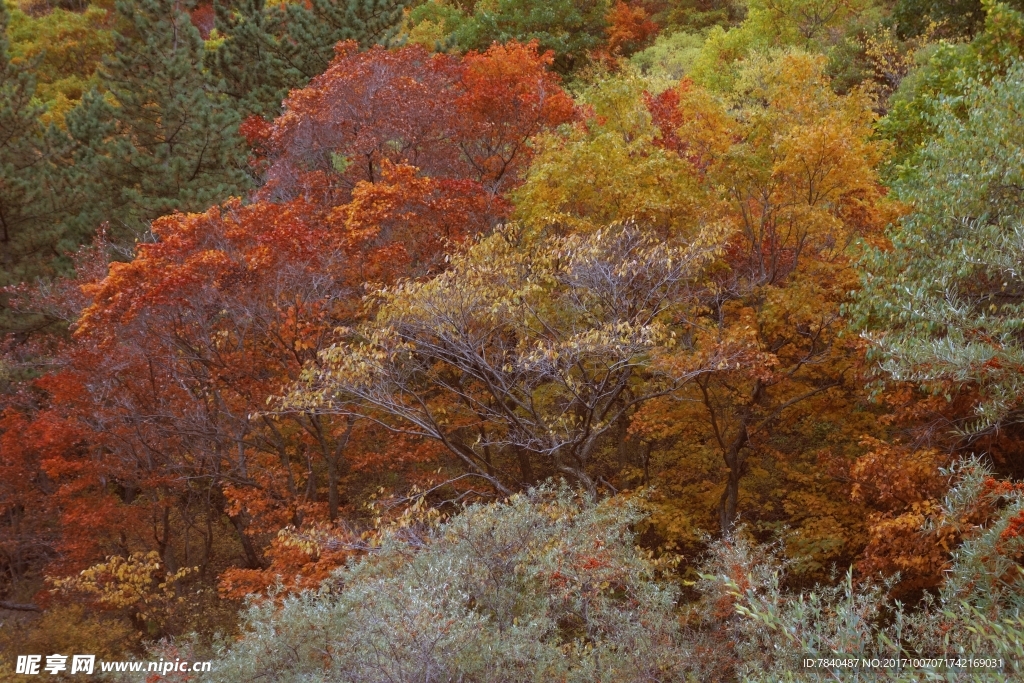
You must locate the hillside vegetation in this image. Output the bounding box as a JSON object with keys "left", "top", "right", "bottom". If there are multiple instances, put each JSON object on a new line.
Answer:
{"left": 3, "top": 0, "right": 1024, "bottom": 680}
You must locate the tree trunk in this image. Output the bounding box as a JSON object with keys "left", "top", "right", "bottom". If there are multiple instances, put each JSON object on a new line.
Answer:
{"left": 516, "top": 447, "right": 535, "bottom": 484}
{"left": 0, "top": 601, "right": 41, "bottom": 612}
{"left": 211, "top": 484, "right": 266, "bottom": 569}
{"left": 229, "top": 513, "right": 265, "bottom": 570}
{"left": 326, "top": 455, "right": 340, "bottom": 522}
{"left": 711, "top": 379, "right": 762, "bottom": 533}
{"left": 718, "top": 455, "right": 743, "bottom": 532}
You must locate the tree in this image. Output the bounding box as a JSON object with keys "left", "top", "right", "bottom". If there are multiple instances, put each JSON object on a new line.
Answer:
{"left": 512, "top": 71, "right": 719, "bottom": 238}
{"left": 407, "top": 0, "right": 612, "bottom": 73}
{"left": 0, "top": 0, "right": 47, "bottom": 314}
{"left": 644, "top": 0, "right": 744, "bottom": 34}
{"left": 680, "top": 51, "right": 889, "bottom": 533}
{"left": 604, "top": 1, "right": 659, "bottom": 58}
{"left": 0, "top": 2, "right": 86, "bottom": 338}
{"left": 683, "top": 0, "right": 879, "bottom": 93}
{"left": 854, "top": 60, "right": 1024, "bottom": 436}
{"left": 4, "top": 3, "right": 113, "bottom": 123}
{"left": 256, "top": 40, "right": 574, "bottom": 200}
{"left": 843, "top": 436, "right": 954, "bottom": 594}
{"left": 879, "top": 0, "right": 1024, "bottom": 170}
{"left": 63, "top": 0, "right": 250, "bottom": 242}
{"left": 268, "top": 0, "right": 411, "bottom": 80}
{"left": 743, "top": 0, "right": 878, "bottom": 50}
{"left": 207, "top": 0, "right": 301, "bottom": 120}
{"left": 288, "top": 222, "right": 732, "bottom": 496}
{"left": 514, "top": 53, "right": 890, "bottom": 548}
{"left": 1, "top": 37, "right": 574, "bottom": 625}
{"left": 53, "top": 161, "right": 500, "bottom": 583}
{"left": 892, "top": 0, "right": 1024, "bottom": 38}
{"left": 208, "top": 0, "right": 411, "bottom": 121}
{"left": 694, "top": 459, "right": 1024, "bottom": 681}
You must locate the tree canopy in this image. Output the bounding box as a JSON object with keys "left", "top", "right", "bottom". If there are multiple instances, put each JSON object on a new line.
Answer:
{"left": 4, "top": 1, "right": 1024, "bottom": 679}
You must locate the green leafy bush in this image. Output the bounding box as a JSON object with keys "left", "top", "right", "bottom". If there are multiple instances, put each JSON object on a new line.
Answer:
{"left": 855, "top": 57, "right": 1024, "bottom": 433}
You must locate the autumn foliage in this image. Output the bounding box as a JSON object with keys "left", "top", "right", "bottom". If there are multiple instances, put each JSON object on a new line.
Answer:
{"left": 1, "top": 39, "right": 572, "bottom": 621}
{"left": 258, "top": 40, "right": 575, "bottom": 199}
{"left": 5, "top": 1, "right": 1024, "bottom": 676}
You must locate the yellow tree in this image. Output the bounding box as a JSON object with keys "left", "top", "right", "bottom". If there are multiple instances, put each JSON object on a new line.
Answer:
{"left": 512, "top": 71, "right": 720, "bottom": 239}
{"left": 647, "top": 53, "right": 891, "bottom": 552}
{"left": 516, "top": 52, "right": 893, "bottom": 570}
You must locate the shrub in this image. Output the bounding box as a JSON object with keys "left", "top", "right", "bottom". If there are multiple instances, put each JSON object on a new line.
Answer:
{"left": 695, "top": 458, "right": 1024, "bottom": 681}
{"left": 210, "top": 486, "right": 688, "bottom": 683}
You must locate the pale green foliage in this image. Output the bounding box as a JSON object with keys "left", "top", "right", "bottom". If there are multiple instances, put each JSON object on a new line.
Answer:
{"left": 630, "top": 31, "right": 706, "bottom": 80}
{"left": 925, "top": 461, "right": 1024, "bottom": 624}
{"left": 699, "top": 538, "right": 903, "bottom": 681}
{"left": 156, "top": 466, "right": 1024, "bottom": 682}
{"left": 854, "top": 59, "right": 1024, "bottom": 433}
{"left": 686, "top": 0, "right": 881, "bottom": 90}
{"left": 208, "top": 487, "right": 688, "bottom": 683}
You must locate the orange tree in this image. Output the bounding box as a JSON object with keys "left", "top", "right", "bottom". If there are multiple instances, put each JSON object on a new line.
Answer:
{"left": 253, "top": 40, "right": 575, "bottom": 199}
{"left": 0, "top": 40, "right": 573, "bottom": 620}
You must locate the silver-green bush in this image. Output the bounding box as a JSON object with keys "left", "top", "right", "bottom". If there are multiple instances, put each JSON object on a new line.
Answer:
{"left": 156, "top": 463, "right": 1024, "bottom": 682}
{"left": 208, "top": 487, "right": 688, "bottom": 683}
{"left": 697, "top": 459, "right": 1024, "bottom": 682}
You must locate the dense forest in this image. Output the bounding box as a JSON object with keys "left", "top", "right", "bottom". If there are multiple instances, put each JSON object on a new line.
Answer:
{"left": 3, "top": 0, "right": 1024, "bottom": 680}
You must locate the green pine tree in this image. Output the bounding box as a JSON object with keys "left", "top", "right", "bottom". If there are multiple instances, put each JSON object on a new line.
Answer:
{"left": 275, "top": 0, "right": 411, "bottom": 78}
{"left": 0, "top": 2, "right": 83, "bottom": 337}
{"left": 209, "top": 0, "right": 410, "bottom": 121}
{"left": 0, "top": 2, "right": 46, "bottom": 283}
{"left": 64, "top": 0, "right": 251, "bottom": 242}
{"left": 208, "top": 0, "right": 301, "bottom": 120}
